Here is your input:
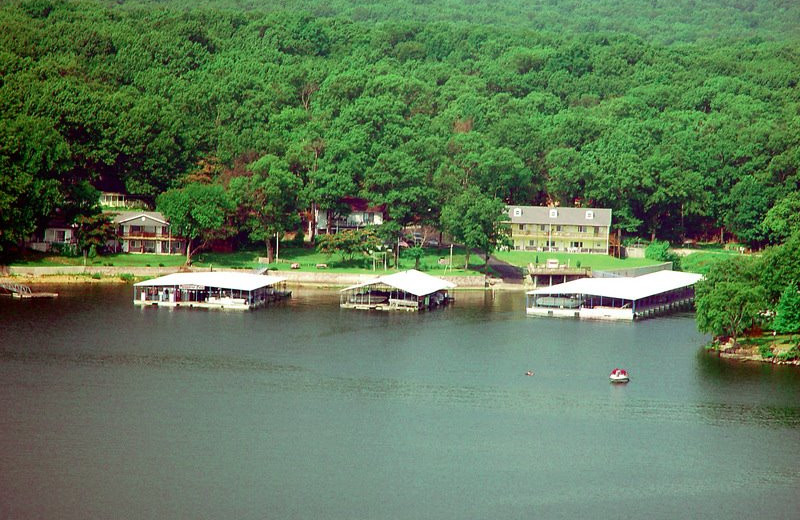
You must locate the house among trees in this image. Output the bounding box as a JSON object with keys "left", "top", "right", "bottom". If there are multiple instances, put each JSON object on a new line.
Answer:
{"left": 507, "top": 206, "right": 612, "bottom": 254}
{"left": 314, "top": 197, "right": 385, "bottom": 235}
{"left": 110, "top": 211, "right": 185, "bottom": 254}
{"left": 27, "top": 218, "right": 76, "bottom": 253}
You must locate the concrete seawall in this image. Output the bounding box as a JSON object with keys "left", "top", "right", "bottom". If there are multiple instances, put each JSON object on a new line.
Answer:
{"left": 2, "top": 265, "right": 489, "bottom": 289}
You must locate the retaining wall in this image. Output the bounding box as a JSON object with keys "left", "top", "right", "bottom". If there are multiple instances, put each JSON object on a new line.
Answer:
{"left": 3, "top": 265, "right": 487, "bottom": 288}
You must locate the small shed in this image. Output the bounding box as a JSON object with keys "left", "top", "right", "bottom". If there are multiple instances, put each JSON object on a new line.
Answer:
{"left": 134, "top": 271, "right": 290, "bottom": 310}
{"left": 340, "top": 269, "right": 456, "bottom": 311}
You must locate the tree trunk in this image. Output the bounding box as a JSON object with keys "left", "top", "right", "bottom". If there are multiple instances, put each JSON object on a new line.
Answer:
{"left": 326, "top": 209, "right": 333, "bottom": 235}
{"left": 310, "top": 202, "right": 317, "bottom": 243}
{"left": 464, "top": 250, "right": 470, "bottom": 270}
{"left": 265, "top": 238, "right": 275, "bottom": 264}
{"left": 185, "top": 238, "right": 193, "bottom": 265}
{"left": 650, "top": 230, "right": 656, "bottom": 243}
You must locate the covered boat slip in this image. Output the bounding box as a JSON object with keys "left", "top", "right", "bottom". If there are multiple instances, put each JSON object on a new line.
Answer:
{"left": 340, "top": 269, "right": 456, "bottom": 311}
{"left": 526, "top": 270, "right": 703, "bottom": 320}
{"left": 133, "top": 272, "right": 290, "bottom": 310}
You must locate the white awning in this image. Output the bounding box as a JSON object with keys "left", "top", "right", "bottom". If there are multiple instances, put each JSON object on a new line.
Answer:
{"left": 527, "top": 270, "right": 702, "bottom": 301}
{"left": 340, "top": 269, "right": 456, "bottom": 297}
{"left": 134, "top": 272, "right": 286, "bottom": 292}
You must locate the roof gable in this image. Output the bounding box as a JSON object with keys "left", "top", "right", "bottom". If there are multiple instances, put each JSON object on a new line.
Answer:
{"left": 111, "top": 211, "right": 169, "bottom": 225}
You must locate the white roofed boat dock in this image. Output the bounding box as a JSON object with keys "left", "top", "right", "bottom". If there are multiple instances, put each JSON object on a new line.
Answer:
{"left": 133, "top": 271, "right": 290, "bottom": 310}
{"left": 340, "top": 269, "right": 456, "bottom": 311}
{"left": 526, "top": 270, "right": 703, "bottom": 320}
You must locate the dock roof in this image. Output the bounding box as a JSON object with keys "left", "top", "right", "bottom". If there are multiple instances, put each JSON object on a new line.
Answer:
{"left": 340, "top": 269, "right": 456, "bottom": 297}
{"left": 527, "top": 270, "right": 702, "bottom": 301}
{"left": 134, "top": 271, "right": 286, "bottom": 292}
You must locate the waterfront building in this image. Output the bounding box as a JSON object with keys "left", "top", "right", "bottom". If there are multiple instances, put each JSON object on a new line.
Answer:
{"left": 507, "top": 206, "right": 612, "bottom": 254}
{"left": 111, "top": 211, "right": 186, "bottom": 254}
{"left": 340, "top": 269, "right": 455, "bottom": 311}
{"left": 525, "top": 270, "right": 703, "bottom": 320}
{"left": 133, "top": 271, "right": 290, "bottom": 310}
{"left": 314, "top": 197, "right": 386, "bottom": 235}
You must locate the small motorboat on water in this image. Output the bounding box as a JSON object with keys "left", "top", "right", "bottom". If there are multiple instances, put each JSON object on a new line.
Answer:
{"left": 609, "top": 368, "right": 629, "bottom": 383}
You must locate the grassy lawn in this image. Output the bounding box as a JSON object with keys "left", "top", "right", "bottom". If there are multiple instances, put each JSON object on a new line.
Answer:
{"left": 11, "top": 246, "right": 490, "bottom": 276}
{"left": 10, "top": 252, "right": 186, "bottom": 267}
{"left": 493, "top": 251, "right": 661, "bottom": 271}
{"left": 195, "top": 246, "right": 488, "bottom": 276}
{"left": 678, "top": 247, "right": 744, "bottom": 275}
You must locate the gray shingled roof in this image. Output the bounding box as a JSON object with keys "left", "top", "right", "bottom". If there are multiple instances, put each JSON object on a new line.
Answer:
{"left": 109, "top": 211, "right": 169, "bottom": 225}
{"left": 507, "top": 206, "right": 612, "bottom": 226}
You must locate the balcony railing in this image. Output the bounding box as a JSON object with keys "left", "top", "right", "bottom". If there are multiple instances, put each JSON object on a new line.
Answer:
{"left": 512, "top": 230, "right": 606, "bottom": 239}
{"left": 119, "top": 231, "right": 174, "bottom": 239}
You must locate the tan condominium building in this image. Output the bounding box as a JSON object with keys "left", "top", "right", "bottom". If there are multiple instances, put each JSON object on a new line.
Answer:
{"left": 507, "top": 206, "right": 612, "bottom": 254}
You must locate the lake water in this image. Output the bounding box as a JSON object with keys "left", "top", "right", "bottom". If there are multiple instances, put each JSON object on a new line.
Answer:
{"left": 1, "top": 285, "right": 799, "bottom": 519}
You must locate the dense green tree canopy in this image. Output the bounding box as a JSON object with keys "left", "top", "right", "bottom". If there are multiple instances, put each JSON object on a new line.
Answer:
{"left": 1, "top": 0, "right": 799, "bottom": 255}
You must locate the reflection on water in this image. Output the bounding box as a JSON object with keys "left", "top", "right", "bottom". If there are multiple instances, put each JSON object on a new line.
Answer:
{"left": 1, "top": 284, "right": 799, "bottom": 519}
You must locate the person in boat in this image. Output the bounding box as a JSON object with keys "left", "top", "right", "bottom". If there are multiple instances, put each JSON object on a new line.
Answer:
{"left": 525, "top": 370, "right": 534, "bottom": 376}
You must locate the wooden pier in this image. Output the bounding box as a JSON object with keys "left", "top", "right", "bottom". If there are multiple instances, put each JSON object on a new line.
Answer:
{"left": 0, "top": 283, "right": 58, "bottom": 299}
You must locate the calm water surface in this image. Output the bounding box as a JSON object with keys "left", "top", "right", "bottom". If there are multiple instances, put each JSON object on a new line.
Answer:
{"left": 1, "top": 285, "right": 799, "bottom": 519}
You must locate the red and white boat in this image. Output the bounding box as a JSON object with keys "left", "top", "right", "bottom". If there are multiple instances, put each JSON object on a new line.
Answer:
{"left": 609, "top": 368, "right": 629, "bottom": 383}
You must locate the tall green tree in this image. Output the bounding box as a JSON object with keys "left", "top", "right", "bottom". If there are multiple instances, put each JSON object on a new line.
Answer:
{"left": 228, "top": 155, "right": 303, "bottom": 264}
{"left": 156, "top": 183, "right": 234, "bottom": 265}
{"left": 695, "top": 256, "right": 768, "bottom": 346}
{"left": 73, "top": 213, "right": 117, "bottom": 265}
{"left": 441, "top": 186, "right": 510, "bottom": 274}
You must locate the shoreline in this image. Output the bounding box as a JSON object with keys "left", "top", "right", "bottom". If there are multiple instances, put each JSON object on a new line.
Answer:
{"left": 0, "top": 268, "right": 526, "bottom": 291}
{"left": 709, "top": 340, "right": 800, "bottom": 366}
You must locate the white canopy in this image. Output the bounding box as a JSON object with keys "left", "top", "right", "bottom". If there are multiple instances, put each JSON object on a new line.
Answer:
{"left": 527, "top": 270, "right": 702, "bottom": 301}
{"left": 340, "top": 269, "right": 456, "bottom": 297}
{"left": 134, "top": 271, "right": 286, "bottom": 292}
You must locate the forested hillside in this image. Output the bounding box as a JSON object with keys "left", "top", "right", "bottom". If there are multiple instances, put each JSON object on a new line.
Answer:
{"left": 1, "top": 0, "right": 799, "bottom": 256}
{"left": 119, "top": 0, "right": 800, "bottom": 45}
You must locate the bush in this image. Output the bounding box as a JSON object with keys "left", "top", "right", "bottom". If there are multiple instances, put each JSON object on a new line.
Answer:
{"left": 645, "top": 240, "right": 682, "bottom": 271}
{"left": 51, "top": 242, "right": 77, "bottom": 257}
{"left": 758, "top": 343, "right": 774, "bottom": 358}
{"left": 91, "top": 272, "right": 102, "bottom": 280}
{"left": 772, "top": 283, "right": 800, "bottom": 334}
{"left": 290, "top": 230, "right": 305, "bottom": 247}
{"left": 119, "top": 273, "right": 134, "bottom": 282}
{"left": 776, "top": 345, "right": 799, "bottom": 361}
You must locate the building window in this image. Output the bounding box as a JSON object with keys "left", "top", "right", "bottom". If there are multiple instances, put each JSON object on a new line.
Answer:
{"left": 529, "top": 240, "right": 536, "bottom": 246}
{"left": 540, "top": 224, "right": 546, "bottom": 231}
{"left": 555, "top": 225, "right": 562, "bottom": 232}
{"left": 571, "top": 241, "right": 583, "bottom": 248}
{"left": 513, "top": 207, "right": 522, "bottom": 217}
{"left": 519, "top": 224, "right": 524, "bottom": 231}
{"left": 578, "top": 225, "right": 585, "bottom": 233}
{"left": 594, "top": 227, "right": 599, "bottom": 235}
{"left": 549, "top": 209, "right": 558, "bottom": 218}
{"left": 586, "top": 210, "right": 594, "bottom": 220}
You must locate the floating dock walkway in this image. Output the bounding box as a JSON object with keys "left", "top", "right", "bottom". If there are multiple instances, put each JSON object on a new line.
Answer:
{"left": 0, "top": 283, "right": 58, "bottom": 299}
